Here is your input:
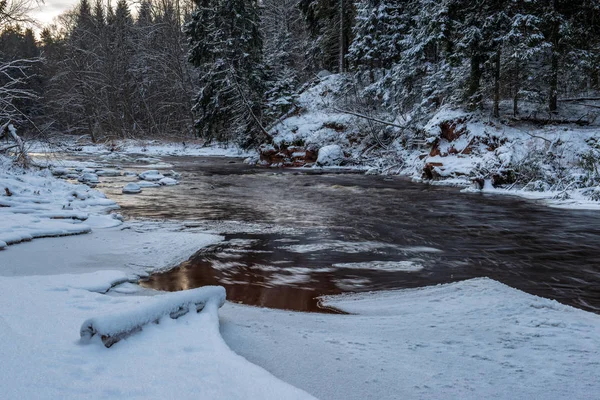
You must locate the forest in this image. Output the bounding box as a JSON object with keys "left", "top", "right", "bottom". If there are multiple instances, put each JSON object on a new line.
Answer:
{"left": 1, "top": 0, "right": 599, "bottom": 147}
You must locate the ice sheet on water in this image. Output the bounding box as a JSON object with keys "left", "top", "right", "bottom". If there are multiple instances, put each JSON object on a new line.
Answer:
{"left": 332, "top": 260, "right": 424, "bottom": 272}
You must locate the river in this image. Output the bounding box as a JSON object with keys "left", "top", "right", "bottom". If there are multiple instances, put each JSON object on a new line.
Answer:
{"left": 90, "top": 155, "right": 600, "bottom": 313}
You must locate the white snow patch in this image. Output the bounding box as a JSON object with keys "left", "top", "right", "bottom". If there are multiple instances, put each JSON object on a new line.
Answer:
{"left": 316, "top": 144, "right": 344, "bottom": 166}
{"left": 332, "top": 260, "right": 424, "bottom": 272}
{"left": 122, "top": 182, "right": 142, "bottom": 194}
{"left": 222, "top": 278, "right": 600, "bottom": 400}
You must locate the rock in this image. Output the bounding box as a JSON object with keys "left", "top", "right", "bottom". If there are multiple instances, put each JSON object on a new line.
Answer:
{"left": 139, "top": 170, "right": 164, "bottom": 181}
{"left": 96, "top": 169, "right": 121, "bottom": 177}
{"left": 78, "top": 173, "right": 99, "bottom": 184}
{"left": 317, "top": 70, "right": 333, "bottom": 79}
{"left": 122, "top": 183, "right": 142, "bottom": 194}
{"left": 137, "top": 181, "right": 161, "bottom": 188}
{"left": 50, "top": 167, "right": 71, "bottom": 176}
{"left": 159, "top": 177, "right": 178, "bottom": 186}
{"left": 422, "top": 162, "right": 444, "bottom": 180}
{"left": 316, "top": 144, "right": 344, "bottom": 166}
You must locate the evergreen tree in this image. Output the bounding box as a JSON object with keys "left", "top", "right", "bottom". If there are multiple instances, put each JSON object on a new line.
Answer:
{"left": 298, "top": 0, "right": 356, "bottom": 73}
{"left": 186, "top": 0, "right": 266, "bottom": 146}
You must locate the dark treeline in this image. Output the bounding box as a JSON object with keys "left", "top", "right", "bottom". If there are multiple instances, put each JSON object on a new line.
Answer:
{"left": 0, "top": 0, "right": 599, "bottom": 146}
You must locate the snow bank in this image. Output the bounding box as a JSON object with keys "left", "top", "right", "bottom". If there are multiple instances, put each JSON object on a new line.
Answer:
{"left": 0, "top": 156, "right": 120, "bottom": 249}
{"left": 222, "top": 278, "right": 600, "bottom": 400}
{"left": 0, "top": 220, "right": 224, "bottom": 277}
{"left": 0, "top": 273, "right": 314, "bottom": 399}
{"left": 81, "top": 286, "right": 226, "bottom": 347}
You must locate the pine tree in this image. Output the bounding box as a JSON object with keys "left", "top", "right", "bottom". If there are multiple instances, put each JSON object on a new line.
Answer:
{"left": 298, "top": 0, "right": 356, "bottom": 73}
{"left": 186, "top": 0, "right": 266, "bottom": 146}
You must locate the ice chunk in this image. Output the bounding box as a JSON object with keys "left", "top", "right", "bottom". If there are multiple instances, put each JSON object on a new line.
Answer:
{"left": 139, "top": 170, "right": 164, "bottom": 181}
{"left": 78, "top": 173, "right": 99, "bottom": 184}
{"left": 137, "top": 181, "right": 160, "bottom": 188}
{"left": 159, "top": 177, "right": 178, "bottom": 186}
{"left": 122, "top": 183, "right": 142, "bottom": 194}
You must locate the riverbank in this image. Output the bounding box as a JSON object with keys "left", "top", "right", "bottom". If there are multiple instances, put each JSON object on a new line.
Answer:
{"left": 1, "top": 151, "right": 600, "bottom": 398}
{"left": 259, "top": 74, "right": 600, "bottom": 211}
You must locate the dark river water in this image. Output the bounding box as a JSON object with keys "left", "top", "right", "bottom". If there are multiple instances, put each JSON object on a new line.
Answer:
{"left": 90, "top": 155, "right": 600, "bottom": 313}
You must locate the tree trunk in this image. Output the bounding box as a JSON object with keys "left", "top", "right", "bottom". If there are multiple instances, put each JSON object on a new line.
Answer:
{"left": 493, "top": 48, "right": 501, "bottom": 118}
{"left": 466, "top": 51, "right": 482, "bottom": 110}
{"left": 549, "top": 0, "right": 560, "bottom": 113}
{"left": 339, "top": 0, "right": 344, "bottom": 73}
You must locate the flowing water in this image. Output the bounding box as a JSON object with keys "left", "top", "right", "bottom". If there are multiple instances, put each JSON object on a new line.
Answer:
{"left": 90, "top": 155, "right": 600, "bottom": 313}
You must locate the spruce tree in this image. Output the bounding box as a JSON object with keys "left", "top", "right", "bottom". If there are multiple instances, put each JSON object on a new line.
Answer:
{"left": 186, "top": 0, "right": 266, "bottom": 146}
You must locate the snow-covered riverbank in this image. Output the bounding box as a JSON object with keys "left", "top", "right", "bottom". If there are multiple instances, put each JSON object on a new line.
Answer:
{"left": 2, "top": 151, "right": 600, "bottom": 399}
{"left": 261, "top": 74, "right": 600, "bottom": 210}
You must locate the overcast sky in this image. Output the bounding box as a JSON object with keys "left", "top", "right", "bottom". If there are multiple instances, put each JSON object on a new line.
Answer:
{"left": 30, "top": 0, "right": 79, "bottom": 27}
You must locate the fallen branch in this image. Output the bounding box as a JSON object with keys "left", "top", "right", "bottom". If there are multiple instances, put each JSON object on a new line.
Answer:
{"left": 1, "top": 122, "right": 30, "bottom": 167}
{"left": 331, "top": 107, "right": 408, "bottom": 130}
{"left": 80, "top": 286, "right": 226, "bottom": 348}
{"left": 559, "top": 97, "right": 600, "bottom": 102}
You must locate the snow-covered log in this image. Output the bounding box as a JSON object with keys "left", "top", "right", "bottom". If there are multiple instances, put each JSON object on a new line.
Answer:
{"left": 0, "top": 122, "right": 30, "bottom": 166}
{"left": 80, "top": 286, "right": 226, "bottom": 348}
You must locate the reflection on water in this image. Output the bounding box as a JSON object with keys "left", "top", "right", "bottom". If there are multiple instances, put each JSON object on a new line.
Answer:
{"left": 89, "top": 155, "right": 600, "bottom": 313}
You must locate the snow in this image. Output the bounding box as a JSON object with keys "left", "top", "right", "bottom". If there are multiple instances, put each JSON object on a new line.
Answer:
{"left": 316, "top": 144, "right": 344, "bottom": 166}
{"left": 138, "top": 170, "right": 164, "bottom": 181}
{"left": 81, "top": 286, "right": 226, "bottom": 344}
{"left": 0, "top": 273, "right": 314, "bottom": 400}
{"left": 0, "top": 220, "right": 224, "bottom": 277}
{"left": 267, "top": 74, "right": 600, "bottom": 210}
{"left": 137, "top": 180, "right": 161, "bottom": 188}
{"left": 221, "top": 278, "right": 600, "bottom": 400}
{"left": 4, "top": 147, "right": 600, "bottom": 398}
{"left": 78, "top": 172, "right": 99, "bottom": 184}
{"left": 34, "top": 137, "right": 256, "bottom": 159}
{"left": 122, "top": 182, "right": 142, "bottom": 194}
{"left": 159, "top": 177, "right": 178, "bottom": 186}
{"left": 0, "top": 157, "right": 120, "bottom": 249}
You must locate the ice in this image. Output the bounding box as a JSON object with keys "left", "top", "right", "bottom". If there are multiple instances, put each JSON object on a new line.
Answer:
{"left": 159, "top": 177, "right": 178, "bottom": 186}
{"left": 122, "top": 182, "right": 142, "bottom": 194}
{"left": 332, "top": 260, "right": 424, "bottom": 272}
{"left": 137, "top": 180, "right": 161, "bottom": 188}
{"left": 139, "top": 170, "right": 164, "bottom": 181}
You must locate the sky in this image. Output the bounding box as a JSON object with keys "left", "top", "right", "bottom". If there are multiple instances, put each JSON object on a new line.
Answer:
{"left": 30, "top": 0, "right": 79, "bottom": 27}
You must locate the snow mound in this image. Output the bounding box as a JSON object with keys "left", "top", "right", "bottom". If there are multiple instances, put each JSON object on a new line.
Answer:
{"left": 122, "top": 183, "right": 142, "bottom": 194}
{"left": 137, "top": 180, "right": 161, "bottom": 188}
{"left": 78, "top": 172, "right": 99, "bottom": 184}
{"left": 0, "top": 156, "right": 119, "bottom": 249}
{"left": 96, "top": 169, "right": 121, "bottom": 177}
{"left": 81, "top": 286, "right": 226, "bottom": 347}
{"left": 139, "top": 170, "right": 164, "bottom": 181}
{"left": 317, "top": 145, "right": 344, "bottom": 166}
{"left": 159, "top": 177, "right": 178, "bottom": 186}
